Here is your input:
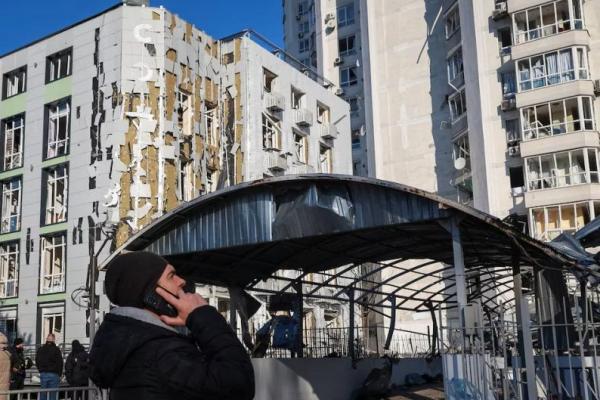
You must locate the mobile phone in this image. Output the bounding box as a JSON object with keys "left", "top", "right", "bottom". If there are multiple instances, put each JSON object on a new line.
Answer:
{"left": 142, "top": 286, "right": 178, "bottom": 317}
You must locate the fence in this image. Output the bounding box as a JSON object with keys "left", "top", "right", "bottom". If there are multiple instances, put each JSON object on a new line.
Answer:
{"left": 0, "top": 387, "right": 103, "bottom": 400}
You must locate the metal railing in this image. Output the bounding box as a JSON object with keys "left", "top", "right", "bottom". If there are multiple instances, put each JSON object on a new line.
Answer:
{"left": 0, "top": 387, "right": 103, "bottom": 400}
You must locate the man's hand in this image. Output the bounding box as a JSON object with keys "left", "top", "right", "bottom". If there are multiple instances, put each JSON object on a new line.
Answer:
{"left": 156, "top": 287, "right": 208, "bottom": 326}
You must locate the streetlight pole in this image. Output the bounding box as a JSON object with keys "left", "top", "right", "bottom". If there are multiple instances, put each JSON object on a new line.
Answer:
{"left": 88, "top": 228, "right": 114, "bottom": 343}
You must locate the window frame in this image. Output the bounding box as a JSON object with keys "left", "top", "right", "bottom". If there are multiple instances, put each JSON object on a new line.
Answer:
{"left": 0, "top": 242, "right": 19, "bottom": 299}
{"left": 338, "top": 35, "right": 356, "bottom": 57}
{"left": 337, "top": 3, "right": 355, "bottom": 28}
{"left": 445, "top": 5, "right": 461, "bottom": 39}
{"left": 262, "top": 113, "right": 282, "bottom": 151}
{"left": 43, "top": 98, "right": 71, "bottom": 160}
{"left": 41, "top": 164, "right": 69, "bottom": 227}
{"left": 38, "top": 233, "right": 67, "bottom": 296}
{"left": 520, "top": 96, "right": 595, "bottom": 140}
{"left": 512, "top": 0, "right": 585, "bottom": 45}
{"left": 525, "top": 147, "right": 599, "bottom": 190}
{"left": 293, "top": 131, "right": 309, "bottom": 164}
{"left": 448, "top": 88, "right": 467, "bottom": 122}
{"left": 340, "top": 66, "right": 358, "bottom": 88}
{"left": 447, "top": 47, "right": 464, "bottom": 84}
{"left": 0, "top": 177, "right": 22, "bottom": 234}
{"left": 45, "top": 48, "right": 73, "bottom": 84}
{"left": 530, "top": 200, "right": 594, "bottom": 241}
{"left": 319, "top": 144, "right": 333, "bottom": 173}
{"left": 37, "top": 302, "right": 65, "bottom": 346}
{"left": 0, "top": 114, "right": 25, "bottom": 171}
{"left": 2, "top": 66, "right": 27, "bottom": 100}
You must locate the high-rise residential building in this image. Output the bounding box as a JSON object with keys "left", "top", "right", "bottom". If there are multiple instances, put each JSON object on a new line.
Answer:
{"left": 0, "top": 0, "right": 351, "bottom": 346}
{"left": 283, "top": 0, "right": 600, "bottom": 333}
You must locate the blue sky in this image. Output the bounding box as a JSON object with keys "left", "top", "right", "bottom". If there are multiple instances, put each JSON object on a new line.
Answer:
{"left": 0, "top": 0, "right": 283, "bottom": 55}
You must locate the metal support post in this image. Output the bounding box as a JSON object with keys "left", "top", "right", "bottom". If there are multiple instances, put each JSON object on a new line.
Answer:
{"left": 347, "top": 286, "right": 355, "bottom": 360}
{"left": 293, "top": 282, "right": 304, "bottom": 358}
{"left": 512, "top": 250, "right": 538, "bottom": 400}
{"left": 384, "top": 295, "right": 396, "bottom": 350}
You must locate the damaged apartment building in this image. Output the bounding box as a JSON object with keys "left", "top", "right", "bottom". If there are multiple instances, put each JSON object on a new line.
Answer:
{"left": 0, "top": 0, "right": 351, "bottom": 345}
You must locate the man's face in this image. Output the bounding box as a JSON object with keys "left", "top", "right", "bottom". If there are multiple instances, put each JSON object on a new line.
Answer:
{"left": 157, "top": 264, "right": 186, "bottom": 296}
{"left": 46, "top": 334, "right": 55, "bottom": 344}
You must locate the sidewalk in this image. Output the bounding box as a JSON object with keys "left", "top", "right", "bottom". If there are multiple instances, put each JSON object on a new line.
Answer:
{"left": 388, "top": 383, "right": 444, "bottom": 400}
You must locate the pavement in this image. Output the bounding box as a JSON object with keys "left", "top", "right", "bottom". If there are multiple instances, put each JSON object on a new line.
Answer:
{"left": 388, "top": 383, "right": 445, "bottom": 399}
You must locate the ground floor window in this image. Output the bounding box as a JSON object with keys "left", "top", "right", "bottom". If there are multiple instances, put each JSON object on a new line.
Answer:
{"left": 38, "top": 303, "right": 64, "bottom": 345}
{"left": 0, "top": 308, "right": 17, "bottom": 344}
{"left": 0, "top": 242, "right": 18, "bottom": 298}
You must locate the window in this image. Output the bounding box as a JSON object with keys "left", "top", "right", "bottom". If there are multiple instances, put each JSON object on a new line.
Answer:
{"left": 449, "top": 89, "right": 467, "bottom": 122}
{"left": 498, "top": 28, "right": 512, "bottom": 50}
{"left": 531, "top": 201, "right": 593, "bottom": 241}
{"left": 452, "top": 134, "right": 471, "bottom": 172}
{"left": 521, "top": 96, "right": 595, "bottom": 140}
{"left": 45, "top": 99, "right": 71, "bottom": 159}
{"left": 316, "top": 103, "right": 330, "bottom": 124}
{"left": 40, "top": 234, "right": 66, "bottom": 294}
{"left": 510, "top": 166, "right": 525, "bottom": 188}
{"left": 445, "top": 6, "right": 460, "bottom": 38}
{"left": 263, "top": 68, "right": 277, "bottom": 93}
{"left": 526, "top": 148, "right": 599, "bottom": 190}
{"left": 291, "top": 87, "right": 305, "bottom": 110}
{"left": 447, "top": 48, "right": 464, "bottom": 83}
{"left": 1, "top": 178, "right": 21, "bottom": 234}
{"left": 262, "top": 113, "right": 281, "bottom": 150}
{"left": 513, "top": 0, "right": 584, "bottom": 44}
{"left": 505, "top": 119, "right": 520, "bottom": 144}
{"left": 293, "top": 132, "right": 308, "bottom": 163}
{"left": 39, "top": 304, "right": 64, "bottom": 345}
{"left": 299, "top": 21, "right": 310, "bottom": 34}
{"left": 501, "top": 71, "right": 516, "bottom": 96}
{"left": 46, "top": 48, "right": 72, "bottom": 83}
{"left": 348, "top": 97, "right": 359, "bottom": 117}
{"left": 0, "top": 114, "right": 24, "bottom": 171}
{"left": 177, "top": 91, "right": 193, "bottom": 136}
{"left": 339, "top": 35, "right": 356, "bottom": 57}
{"left": 205, "top": 106, "right": 218, "bottom": 146}
{"left": 298, "top": 0, "right": 310, "bottom": 15}
{"left": 299, "top": 38, "right": 310, "bottom": 53}
{"left": 43, "top": 165, "right": 68, "bottom": 225}
{"left": 0, "top": 243, "right": 18, "bottom": 299}
{"left": 352, "top": 129, "right": 361, "bottom": 149}
{"left": 180, "top": 161, "right": 195, "bottom": 202}
{"left": 319, "top": 145, "right": 332, "bottom": 173}
{"left": 2, "top": 66, "right": 26, "bottom": 99}
{"left": 0, "top": 309, "right": 17, "bottom": 344}
{"left": 517, "top": 47, "right": 589, "bottom": 92}
{"left": 340, "top": 67, "right": 358, "bottom": 87}
{"left": 337, "top": 3, "right": 355, "bottom": 28}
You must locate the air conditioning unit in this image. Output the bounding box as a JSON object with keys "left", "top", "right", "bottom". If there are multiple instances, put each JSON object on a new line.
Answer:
{"left": 326, "top": 19, "right": 337, "bottom": 30}
{"left": 335, "top": 88, "right": 345, "bottom": 96}
{"left": 294, "top": 108, "right": 314, "bottom": 126}
{"left": 324, "top": 12, "right": 335, "bottom": 22}
{"left": 334, "top": 57, "right": 343, "bottom": 66}
{"left": 492, "top": 1, "right": 508, "bottom": 20}
{"left": 298, "top": 32, "right": 305, "bottom": 38}
{"left": 508, "top": 145, "right": 520, "bottom": 157}
{"left": 264, "top": 92, "right": 286, "bottom": 112}
{"left": 511, "top": 186, "right": 525, "bottom": 196}
{"left": 265, "top": 151, "right": 287, "bottom": 171}
{"left": 594, "top": 79, "right": 600, "bottom": 95}
{"left": 501, "top": 98, "right": 516, "bottom": 111}
{"left": 320, "top": 123, "right": 338, "bottom": 140}
{"left": 296, "top": 14, "right": 302, "bottom": 21}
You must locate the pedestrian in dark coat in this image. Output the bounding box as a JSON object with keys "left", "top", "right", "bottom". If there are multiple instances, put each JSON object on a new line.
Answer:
{"left": 89, "top": 251, "right": 254, "bottom": 400}
{"left": 35, "top": 334, "right": 63, "bottom": 400}
{"left": 65, "top": 340, "right": 90, "bottom": 400}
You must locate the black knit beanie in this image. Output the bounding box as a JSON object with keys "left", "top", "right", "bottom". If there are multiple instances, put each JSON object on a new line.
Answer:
{"left": 105, "top": 251, "right": 169, "bottom": 308}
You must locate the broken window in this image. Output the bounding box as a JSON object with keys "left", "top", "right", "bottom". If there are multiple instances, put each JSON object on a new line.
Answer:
{"left": 498, "top": 27, "right": 512, "bottom": 50}
{"left": 45, "top": 99, "right": 70, "bottom": 159}
{"left": 317, "top": 103, "right": 330, "bottom": 124}
{"left": 1, "top": 177, "right": 21, "bottom": 234}
{"left": 501, "top": 71, "right": 516, "bottom": 96}
{"left": 352, "top": 129, "right": 361, "bottom": 149}
{"left": 337, "top": 3, "right": 355, "bottom": 27}
{"left": 40, "top": 233, "right": 66, "bottom": 294}
{"left": 43, "top": 165, "right": 68, "bottom": 225}
{"left": 445, "top": 6, "right": 460, "bottom": 38}
{"left": 299, "top": 20, "right": 310, "bottom": 34}
{"left": 39, "top": 304, "right": 64, "bottom": 344}
{"left": 348, "top": 97, "right": 359, "bottom": 117}
{"left": 531, "top": 201, "right": 592, "bottom": 241}
{"left": 206, "top": 171, "right": 216, "bottom": 193}
{"left": 319, "top": 144, "right": 332, "bottom": 173}
{"left": 517, "top": 47, "right": 587, "bottom": 91}
{"left": 521, "top": 96, "right": 595, "bottom": 140}
{"left": 338, "top": 35, "right": 356, "bottom": 57}
{"left": 46, "top": 48, "right": 72, "bottom": 83}
{"left": 293, "top": 132, "right": 308, "bottom": 163}
{"left": 1, "top": 114, "right": 24, "bottom": 171}
{"left": 452, "top": 133, "right": 471, "bottom": 172}
{"left": 449, "top": 88, "right": 467, "bottom": 122}
{"left": 340, "top": 66, "right": 358, "bottom": 87}
{"left": 513, "top": 0, "right": 584, "bottom": 44}
{"left": 263, "top": 68, "right": 277, "bottom": 93}
{"left": 510, "top": 166, "right": 525, "bottom": 189}
{"left": 291, "top": 87, "right": 305, "bottom": 110}
{"left": 180, "top": 161, "right": 195, "bottom": 202}
{"left": 177, "top": 91, "right": 193, "bottom": 136}
{"left": 0, "top": 309, "right": 17, "bottom": 344}
{"left": 2, "top": 66, "right": 26, "bottom": 99}
{"left": 205, "top": 106, "right": 218, "bottom": 146}
{"left": 262, "top": 113, "right": 281, "bottom": 150}
{"left": 526, "top": 148, "right": 599, "bottom": 190}
{"left": 447, "top": 47, "right": 463, "bottom": 83}
{"left": 505, "top": 119, "right": 520, "bottom": 144}
{"left": 0, "top": 242, "right": 18, "bottom": 298}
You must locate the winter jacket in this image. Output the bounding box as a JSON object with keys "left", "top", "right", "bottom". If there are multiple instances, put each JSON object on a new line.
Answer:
{"left": 9, "top": 347, "right": 26, "bottom": 389}
{"left": 90, "top": 306, "right": 255, "bottom": 400}
{"left": 0, "top": 333, "right": 11, "bottom": 399}
{"left": 65, "top": 348, "right": 90, "bottom": 386}
{"left": 35, "top": 343, "right": 63, "bottom": 375}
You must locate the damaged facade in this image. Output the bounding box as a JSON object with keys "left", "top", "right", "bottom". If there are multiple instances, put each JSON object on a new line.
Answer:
{"left": 0, "top": 2, "right": 351, "bottom": 345}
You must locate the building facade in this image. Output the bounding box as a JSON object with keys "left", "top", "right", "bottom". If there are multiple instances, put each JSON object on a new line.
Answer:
{"left": 0, "top": 1, "right": 351, "bottom": 346}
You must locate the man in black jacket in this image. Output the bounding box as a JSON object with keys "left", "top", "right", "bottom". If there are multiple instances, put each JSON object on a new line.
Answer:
{"left": 90, "top": 251, "right": 255, "bottom": 400}
{"left": 35, "top": 334, "right": 63, "bottom": 400}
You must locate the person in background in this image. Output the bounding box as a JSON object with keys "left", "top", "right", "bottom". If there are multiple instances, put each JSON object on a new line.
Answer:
{"left": 65, "top": 340, "right": 90, "bottom": 400}
{"left": 0, "top": 333, "right": 12, "bottom": 400}
{"left": 35, "top": 334, "right": 63, "bottom": 400}
{"left": 9, "top": 338, "right": 27, "bottom": 397}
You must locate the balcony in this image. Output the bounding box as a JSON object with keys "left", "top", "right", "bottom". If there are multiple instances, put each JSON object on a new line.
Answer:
{"left": 508, "top": 0, "right": 568, "bottom": 12}
{"left": 264, "top": 92, "right": 285, "bottom": 112}
{"left": 520, "top": 130, "right": 599, "bottom": 158}
{"left": 516, "top": 80, "right": 594, "bottom": 108}
{"left": 524, "top": 183, "right": 600, "bottom": 208}
{"left": 289, "top": 163, "right": 316, "bottom": 174}
{"left": 320, "top": 123, "right": 338, "bottom": 140}
{"left": 264, "top": 150, "right": 287, "bottom": 171}
{"left": 293, "top": 108, "right": 313, "bottom": 127}
{"left": 512, "top": 29, "right": 590, "bottom": 61}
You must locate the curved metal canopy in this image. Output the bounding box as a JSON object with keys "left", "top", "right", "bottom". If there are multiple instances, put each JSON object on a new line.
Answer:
{"left": 104, "top": 174, "right": 583, "bottom": 312}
